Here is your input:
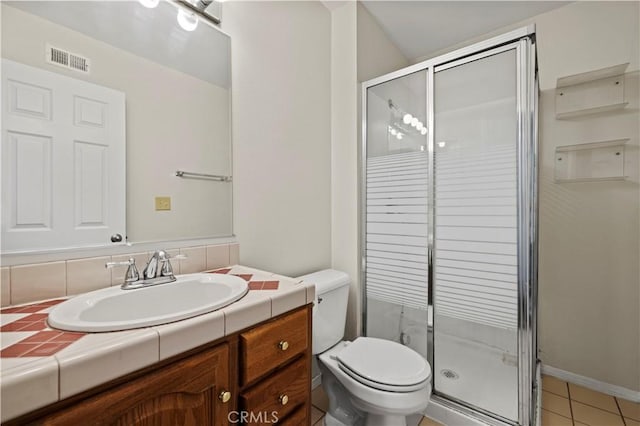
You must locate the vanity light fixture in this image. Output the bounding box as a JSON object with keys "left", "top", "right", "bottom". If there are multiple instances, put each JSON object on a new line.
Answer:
{"left": 177, "top": 8, "right": 199, "bottom": 31}
{"left": 138, "top": 0, "right": 160, "bottom": 8}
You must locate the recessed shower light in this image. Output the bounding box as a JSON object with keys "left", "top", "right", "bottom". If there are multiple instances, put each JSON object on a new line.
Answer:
{"left": 177, "top": 8, "right": 199, "bottom": 31}
{"left": 403, "top": 114, "right": 413, "bottom": 124}
{"left": 421, "top": 127, "right": 427, "bottom": 136}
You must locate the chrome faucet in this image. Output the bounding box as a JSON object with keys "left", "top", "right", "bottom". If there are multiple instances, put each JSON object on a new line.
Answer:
{"left": 143, "top": 250, "right": 177, "bottom": 284}
{"left": 106, "top": 250, "right": 186, "bottom": 290}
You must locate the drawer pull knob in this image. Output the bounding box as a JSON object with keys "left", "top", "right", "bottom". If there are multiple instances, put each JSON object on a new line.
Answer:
{"left": 279, "top": 394, "right": 289, "bottom": 406}
{"left": 219, "top": 391, "right": 232, "bottom": 403}
{"left": 278, "top": 340, "right": 289, "bottom": 351}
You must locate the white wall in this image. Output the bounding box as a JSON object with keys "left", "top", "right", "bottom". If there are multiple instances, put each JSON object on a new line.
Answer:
{"left": 538, "top": 73, "right": 639, "bottom": 392}
{"left": 222, "top": 2, "right": 332, "bottom": 277}
{"left": 357, "top": 3, "right": 409, "bottom": 83}
{"left": 525, "top": 1, "right": 639, "bottom": 392}
{"left": 1, "top": 4, "right": 232, "bottom": 244}
{"left": 329, "top": 2, "right": 359, "bottom": 339}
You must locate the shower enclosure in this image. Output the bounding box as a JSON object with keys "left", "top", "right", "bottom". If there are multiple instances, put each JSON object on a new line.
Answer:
{"left": 361, "top": 27, "right": 538, "bottom": 425}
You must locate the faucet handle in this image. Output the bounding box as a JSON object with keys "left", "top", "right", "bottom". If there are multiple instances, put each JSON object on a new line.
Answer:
{"left": 105, "top": 258, "right": 135, "bottom": 268}
{"left": 106, "top": 258, "right": 140, "bottom": 284}
{"left": 159, "top": 254, "right": 187, "bottom": 277}
{"left": 161, "top": 259, "right": 174, "bottom": 277}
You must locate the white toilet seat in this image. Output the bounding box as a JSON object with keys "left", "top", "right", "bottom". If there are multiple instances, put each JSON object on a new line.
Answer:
{"left": 336, "top": 337, "right": 431, "bottom": 392}
{"left": 338, "top": 361, "right": 429, "bottom": 392}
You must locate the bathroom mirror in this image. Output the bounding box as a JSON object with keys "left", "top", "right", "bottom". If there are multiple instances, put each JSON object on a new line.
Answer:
{"left": 1, "top": 0, "right": 232, "bottom": 252}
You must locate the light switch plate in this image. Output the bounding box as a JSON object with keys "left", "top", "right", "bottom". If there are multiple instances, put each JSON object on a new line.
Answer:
{"left": 155, "top": 196, "right": 171, "bottom": 211}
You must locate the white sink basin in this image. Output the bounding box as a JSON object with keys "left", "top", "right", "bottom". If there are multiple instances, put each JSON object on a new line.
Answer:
{"left": 48, "top": 273, "right": 248, "bottom": 332}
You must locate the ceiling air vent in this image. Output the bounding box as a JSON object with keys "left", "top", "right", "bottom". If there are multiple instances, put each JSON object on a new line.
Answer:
{"left": 46, "top": 44, "right": 90, "bottom": 73}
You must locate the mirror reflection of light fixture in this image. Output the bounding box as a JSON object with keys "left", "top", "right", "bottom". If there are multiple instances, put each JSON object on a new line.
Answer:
{"left": 175, "top": 0, "right": 222, "bottom": 26}
{"left": 177, "top": 8, "right": 199, "bottom": 31}
{"left": 138, "top": 0, "right": 159, "bottom": 8}
{"left": 388, "top": 99, "right": 427, "bottom": 140}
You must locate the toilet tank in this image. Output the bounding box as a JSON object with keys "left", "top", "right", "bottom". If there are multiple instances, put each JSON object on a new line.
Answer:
{"left": 297, "top": 269, "right": 350, "bottom": 355}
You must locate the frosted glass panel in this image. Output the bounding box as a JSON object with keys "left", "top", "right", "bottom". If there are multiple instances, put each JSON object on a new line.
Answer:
{"left": 433, "top": 49, "right": 519, "bottom": 420}
{"left": 365, "top": 70, "right": 429, "bottom": 358}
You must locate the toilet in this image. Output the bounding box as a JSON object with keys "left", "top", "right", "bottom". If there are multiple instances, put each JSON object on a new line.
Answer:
{"left": 299, "top": 270, "right": 431, "bottom": 426}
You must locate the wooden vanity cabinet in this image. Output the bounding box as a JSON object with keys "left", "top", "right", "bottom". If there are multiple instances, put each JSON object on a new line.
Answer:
{"left": 12, "top": 305, "right": 312, "bottom": 426}
{"left": 39, "top": 343, "right": 232, "bottom": 426}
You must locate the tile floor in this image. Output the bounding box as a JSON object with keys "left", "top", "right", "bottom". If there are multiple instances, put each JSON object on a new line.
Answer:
{"left": 542, "top": 375, "right": 639, "bottom": 426}
{"left": 311, "top": 376, "right": 640, "bottom": 426}
{"left": 311, "top": 386, "right": 443, "bottom": 426}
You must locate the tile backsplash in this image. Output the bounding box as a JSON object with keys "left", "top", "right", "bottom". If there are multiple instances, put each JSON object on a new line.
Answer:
{"left": 1, "top": 243, "right": 239, "bottom": 307}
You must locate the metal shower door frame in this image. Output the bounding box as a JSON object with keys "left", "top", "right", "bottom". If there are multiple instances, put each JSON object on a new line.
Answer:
{"left": 360, "top": 26, "right": 538, "bottom": 426}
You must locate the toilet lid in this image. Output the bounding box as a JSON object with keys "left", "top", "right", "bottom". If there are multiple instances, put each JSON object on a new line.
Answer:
{"left": 336, "top": 337, "right": 431, "bottom": 389}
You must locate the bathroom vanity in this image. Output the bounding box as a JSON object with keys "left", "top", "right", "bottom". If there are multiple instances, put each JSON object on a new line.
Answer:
{"left": 0, "top": 266, "right": 315, "bottom": 425}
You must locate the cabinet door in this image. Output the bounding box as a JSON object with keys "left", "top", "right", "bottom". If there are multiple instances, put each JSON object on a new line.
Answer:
{"left": 40, "top": 344, "right": 231, "bottom": 426}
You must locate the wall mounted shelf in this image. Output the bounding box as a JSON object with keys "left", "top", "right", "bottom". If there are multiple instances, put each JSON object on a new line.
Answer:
{"left": 555, "top": 63, "right": 629, "bottom": 119}
{"left": 554, "top": 139, "right": 629, "bottom": 183}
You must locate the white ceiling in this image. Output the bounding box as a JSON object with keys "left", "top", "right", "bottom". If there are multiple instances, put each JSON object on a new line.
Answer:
{"left": 361, "top": 1, "right": 570, "bottom": 61}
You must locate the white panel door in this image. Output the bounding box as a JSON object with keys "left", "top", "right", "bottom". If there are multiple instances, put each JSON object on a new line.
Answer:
{"left": 2, "top": 59, "right": 125, "bottom": 252}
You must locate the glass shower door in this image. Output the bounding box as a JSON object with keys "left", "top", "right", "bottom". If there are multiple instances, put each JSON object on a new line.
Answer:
{"left": 364, "top": 70, "right": 430, "bottom": 360}
{"left": 433, "top": 47, "right": 520, "bottom": 421}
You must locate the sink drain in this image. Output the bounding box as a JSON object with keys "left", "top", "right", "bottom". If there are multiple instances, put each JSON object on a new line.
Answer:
{"left": 440, "top": 369, "right": 459, "bottom": 380}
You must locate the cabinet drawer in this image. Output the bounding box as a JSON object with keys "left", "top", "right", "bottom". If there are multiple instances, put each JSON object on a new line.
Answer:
{"left": 278, "top": 405, "right": 308, "bottom": 425}
{"left": 240, "top": 307, "right": 309, "bottom": 384}
{"left": 239, "top": 356, "right": 308, "bottom": 424}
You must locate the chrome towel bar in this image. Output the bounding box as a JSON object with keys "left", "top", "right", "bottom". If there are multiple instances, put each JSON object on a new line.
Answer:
{"left": 175, "top": 170, "right": 232, "bottom": 182}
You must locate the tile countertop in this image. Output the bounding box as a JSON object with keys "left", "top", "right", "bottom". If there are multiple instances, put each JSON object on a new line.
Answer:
{"left": 0, "top": 265, "right": 316, "bottom": 422}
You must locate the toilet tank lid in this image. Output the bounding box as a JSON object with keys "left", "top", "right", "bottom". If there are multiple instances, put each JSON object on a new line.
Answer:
{"left": 297, "top": 269, "right": 350, "bottom": 295}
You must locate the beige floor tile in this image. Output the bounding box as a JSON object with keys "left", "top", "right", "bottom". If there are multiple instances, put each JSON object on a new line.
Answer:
{"left": 571, "top": 401, "right": 625, "bottom": 426}
{"left": 617, "top": 398, "right": 639, "bottom": 421}
{"left": 311, "top": 406, "right": 324, "bottom": 424}
{"left": 569, "top": 383, "right": 619, "bottom": 413}
{"left": 542, "top": 375, "right": 569, "bottom": 397}
{"left": 312, "top": 385, "right": 330, "bottom": 412}
{"left": 542, "top": 391, "right": 572, "bottom": 418}
{"left": 625, "top": 418, "right": 640, "bottom": 426}
{"left": 419, "top": 416, "right": 444, "bottom": 426}
{"left": 541, "top": 409, "right": 572, "bottom": 426}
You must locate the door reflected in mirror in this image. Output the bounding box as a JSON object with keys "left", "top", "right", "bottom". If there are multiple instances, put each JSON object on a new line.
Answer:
{"left": 1, "top": 0, "right": 232, "bottom": 253}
